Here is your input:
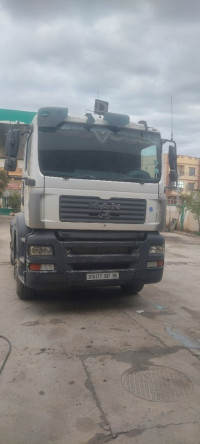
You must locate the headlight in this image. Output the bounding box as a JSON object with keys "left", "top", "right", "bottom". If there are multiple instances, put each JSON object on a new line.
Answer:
{"left": 149, "top": 245, "right": 164, "bottom": 254}
{"left": 29, "top": 246, "right": 53, "bottom": 256}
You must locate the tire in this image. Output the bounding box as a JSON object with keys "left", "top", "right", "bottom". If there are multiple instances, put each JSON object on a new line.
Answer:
{"left": 15, "top": 262, "right": 35, "bottom": 300}
{"left": 13, "top": 214, "right": 34, "bottom": 300}
{"left": 10, "top": 248, "right": 14, "bottom": 265}
{"left": 10, "top": 233, "right": 15, "bottom": 265}
{"left": 121, "top": 282, "right": 144, "bottom": 295}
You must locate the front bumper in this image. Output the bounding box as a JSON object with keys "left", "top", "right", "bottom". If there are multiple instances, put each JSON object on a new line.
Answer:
{"left": 23, "top": 230, "right": 165, "bottom": 290}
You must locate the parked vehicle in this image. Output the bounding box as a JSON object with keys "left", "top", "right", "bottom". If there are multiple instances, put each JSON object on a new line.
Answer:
{"left": 4, "top": 100, "right": 177, "bottom": 299}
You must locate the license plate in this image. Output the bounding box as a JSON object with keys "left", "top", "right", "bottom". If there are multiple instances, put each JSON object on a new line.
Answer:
{"left": 86, "top": 272, "right": 119, "bottom": 281}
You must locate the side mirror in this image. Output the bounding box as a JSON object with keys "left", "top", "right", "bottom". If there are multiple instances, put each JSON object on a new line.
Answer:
{"left": 168, "top": 142, "right": 177, "bottom": 188}
{"left": 5, "top": 129, "right": 20, "bottom": 158}
{"left": 168, "top": 145, "right": 177, "bottom": 171}
{"left": 4, "top": 157, "right": 17, "bottom": 172}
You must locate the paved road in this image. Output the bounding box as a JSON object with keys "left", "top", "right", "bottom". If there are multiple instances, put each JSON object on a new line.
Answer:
{"left": 0, "top": 216, "right": 200, "bottom": 444}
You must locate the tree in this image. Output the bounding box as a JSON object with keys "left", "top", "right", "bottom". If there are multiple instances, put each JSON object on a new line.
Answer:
{"left": 184, "top": 190, "right": 200, "bottom": 232}
{"left": 0, "top": 170, "right": 9, "bottom": 196}
{"left": 7, "top": 191, "right": 21, "bottom": 212}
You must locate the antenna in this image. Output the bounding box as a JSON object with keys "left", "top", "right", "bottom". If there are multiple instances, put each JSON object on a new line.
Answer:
{"left": 171, "top": 96, "right": 173, "bottom": 142}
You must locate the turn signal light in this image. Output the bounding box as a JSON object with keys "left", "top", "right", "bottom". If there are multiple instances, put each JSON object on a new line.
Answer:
{"left": 29, "top": 263, "right": 41, "bottom": 271}
{"left": 29, "top": 264, "right": 55, "bottom": 271}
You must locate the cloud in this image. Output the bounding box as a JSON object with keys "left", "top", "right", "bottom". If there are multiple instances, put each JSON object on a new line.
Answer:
{"left": 0, "top": 0, "right": 200, "bottom": 156}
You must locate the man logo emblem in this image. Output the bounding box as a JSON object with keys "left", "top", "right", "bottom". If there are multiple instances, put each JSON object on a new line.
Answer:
{"left": 98, "top": 211, "right": 111, "bottom": 219}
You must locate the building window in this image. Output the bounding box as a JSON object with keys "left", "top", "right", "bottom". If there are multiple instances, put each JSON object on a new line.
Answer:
{"left": 178, "top": 180, "right": 184, "bottom": 190}
{"left": 178, "top": 165, "right": 184, "bottom": 176}
{"left": 188, "top": 183, "right": 194, "bottom": 191}
{"left": 189, "top": 167, "right": 195, "bottom": 176}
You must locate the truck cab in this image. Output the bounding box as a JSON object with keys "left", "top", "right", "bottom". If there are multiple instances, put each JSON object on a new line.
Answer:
{"left": 5, "top": 102, "right": 176, "bottom": 299}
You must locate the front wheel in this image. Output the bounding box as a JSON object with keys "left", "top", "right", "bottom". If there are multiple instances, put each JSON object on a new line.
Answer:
{"left": 16, "top": 277, "right": 35, "bottom": 300}
{"left": 121, "top": 282, "right": 144, "bottom": 295}
{"left": 14, "top": 262, "right": 35, "bottom": 300}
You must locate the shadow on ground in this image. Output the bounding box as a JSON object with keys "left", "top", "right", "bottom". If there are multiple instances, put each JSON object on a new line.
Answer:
{"left": 23, "top": 285, "right": 148, "bottom": 315}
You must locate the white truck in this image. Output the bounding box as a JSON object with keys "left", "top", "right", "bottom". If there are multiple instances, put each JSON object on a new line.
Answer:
{"left": 4, "top": 100, "right": 177, "bottom": 299}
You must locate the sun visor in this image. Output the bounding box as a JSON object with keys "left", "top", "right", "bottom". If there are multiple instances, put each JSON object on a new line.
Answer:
{"left": 103, "top": 112, "right": 130, "bottom": 127}
{"left": 38, "top": 107, "right": 68, "bottom": 128}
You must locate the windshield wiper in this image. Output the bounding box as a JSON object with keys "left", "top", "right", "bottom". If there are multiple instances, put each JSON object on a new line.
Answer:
{"left": 62, "top": 175, "right": 98, "bottom": 180}
{"left": 122, "top": 178, "right": 147, "bottom": 183}
{"left": 78, "top": 175, "right": 97, "bottom": 180}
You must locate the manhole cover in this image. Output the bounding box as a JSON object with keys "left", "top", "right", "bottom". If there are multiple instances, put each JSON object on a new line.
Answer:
{"left": 121, "top": 365, "right": 193, "bottom": 402}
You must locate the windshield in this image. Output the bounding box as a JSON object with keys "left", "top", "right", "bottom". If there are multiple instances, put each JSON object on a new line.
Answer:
{"left": 38, "top": 123, "right": 161, "bottom": 183}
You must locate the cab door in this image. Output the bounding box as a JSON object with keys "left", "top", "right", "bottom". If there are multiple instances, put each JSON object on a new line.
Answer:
{"left": 23, "top": 131, "right": 45, "bottom": 228}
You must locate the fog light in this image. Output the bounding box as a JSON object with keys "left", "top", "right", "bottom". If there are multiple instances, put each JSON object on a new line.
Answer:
{"left": 40, "top": 264, "right": 55, "bottom": 271}
{"left": 147, "top": 261, "right": 157, "bottom": 268}
{"left": 147, "top": 260, "right": 164, "bottom": 268}
{"left": 149, "top": 245, "right": 164, "bottom": 254}
{"left": 30, "top": 246, "right": 53, "bottom": 256}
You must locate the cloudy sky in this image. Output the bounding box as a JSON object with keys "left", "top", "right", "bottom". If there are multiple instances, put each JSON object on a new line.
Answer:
{"left": 0, "top": 0, "right": 200, "bottom": 156}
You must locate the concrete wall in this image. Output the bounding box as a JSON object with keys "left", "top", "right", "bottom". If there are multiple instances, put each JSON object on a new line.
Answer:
{"left": 166, "top": 205, "right": 199, "bottom": 232}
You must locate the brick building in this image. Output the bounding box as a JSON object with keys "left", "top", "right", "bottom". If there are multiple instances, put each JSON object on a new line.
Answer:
{"left": 164, "top": 153, "right": 200, "bottom": 204}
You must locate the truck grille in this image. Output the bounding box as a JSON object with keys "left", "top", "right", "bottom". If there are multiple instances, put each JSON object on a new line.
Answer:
{"left": 59, "top": 196, "right": 146, "bottom": 224}
{"left": 56, "top": 230, "right": 144, "bottom": 272}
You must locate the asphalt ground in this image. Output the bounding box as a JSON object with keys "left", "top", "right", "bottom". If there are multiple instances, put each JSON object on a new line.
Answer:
{"left": 0, "top": 216, "right": 200, "bottom": 444}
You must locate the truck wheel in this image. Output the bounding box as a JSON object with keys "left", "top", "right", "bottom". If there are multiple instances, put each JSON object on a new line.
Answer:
{"left": 15, "top": 262, "right": 35, "bottom": 300}
{"left": 121, "top": 282, "right": 144, "bottom": 295}
{"left": 10, "top": 234, "right": 16, "bottom": 265}
{"left": 17, "top": 277, "right": 35, "bottom": 301}
{"left": 10, "top": 248, "right": 14, "bottom": 265}
{"left": 16, "top": 276, "right": 35, "bottom": 300}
